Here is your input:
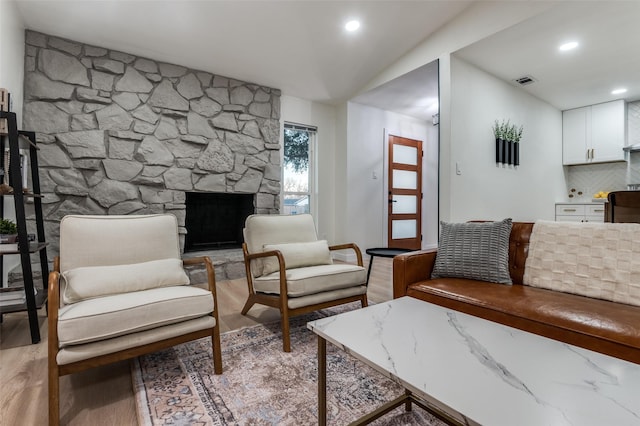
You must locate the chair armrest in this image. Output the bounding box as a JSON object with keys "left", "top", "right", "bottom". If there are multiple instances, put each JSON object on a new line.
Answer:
{"left": 183, "top": 256, "right": 219, "bottom": 323}
{"left": 245, "top": 249, "right": 286, "bottom": 272}
{"left": 48, "top": 269, "right": 61, "bottom": 358}
{"left": 244, "top": 249, "right": 288, "bottom": 296}
{"left": 245, "top": 250, "right": 286, "bottom": 274}
{"left": 183, "top": 256, "right": 217, "bottom": 294}
{"left": 245, "top": 249, "right": 284, "bottom": 262}
{"left": 182, "top": 257, "right": 205, "bottom": 266}
{"left": 329, "top": 243, "right": 363, "bottom": 267}
{"left": 393, "top": 249, "right": 438, "bottom": 298}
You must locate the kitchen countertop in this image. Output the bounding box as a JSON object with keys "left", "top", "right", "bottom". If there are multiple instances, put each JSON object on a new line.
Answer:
{"left": 556, "top": 200, "right": 607, "bottom": 204}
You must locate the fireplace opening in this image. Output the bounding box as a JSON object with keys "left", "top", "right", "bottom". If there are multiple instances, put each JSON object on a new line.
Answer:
{"left": 184, "top": 192, "right": 255, "bottom": 252}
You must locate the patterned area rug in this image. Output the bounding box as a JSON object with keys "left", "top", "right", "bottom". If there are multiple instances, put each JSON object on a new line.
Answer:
{"left": 132, "top": 303, "right": 447, "bottom": 425}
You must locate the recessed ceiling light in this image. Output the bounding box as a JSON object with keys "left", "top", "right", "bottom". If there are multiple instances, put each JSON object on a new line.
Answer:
{"left": 345, "top": 20, "right": 360, "bottom": 32}
{"left": 558, "top": 41, "right": 579, "bottom": 51}
{"left": 611, "top": 88, "right": 627, "bottom": 95}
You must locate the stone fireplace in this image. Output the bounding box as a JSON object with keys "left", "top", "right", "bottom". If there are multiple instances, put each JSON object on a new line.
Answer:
{"left": 21, "top": 30, "right": 282, "bottom": 274}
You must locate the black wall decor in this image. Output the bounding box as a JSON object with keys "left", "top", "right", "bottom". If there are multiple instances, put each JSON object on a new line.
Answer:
{"left": 492, "top": 119, "right": 522, "bottom": 166}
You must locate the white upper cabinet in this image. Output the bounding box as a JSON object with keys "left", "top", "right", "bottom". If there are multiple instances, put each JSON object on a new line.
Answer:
{"left": 591, "top": 101, "right": 626, "bottom": 162}
{"left": 562, "top": 100, "right": 627, "bottom": 165}
{"left": 562, "top": 107, "right": 590, "bottom": 164}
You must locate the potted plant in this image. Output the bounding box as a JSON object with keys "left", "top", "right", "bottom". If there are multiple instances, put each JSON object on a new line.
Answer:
{"left": 513, "top": 125, "right": 523, "bottom": 166}
{"left": 0, "top": 218, "right": 18, "bottom": 244}
{"left": 505, "top": 123, "right": 515, "bottom": 164}
{"left": 492, "top": 119, "right": 505, "bottom": 164}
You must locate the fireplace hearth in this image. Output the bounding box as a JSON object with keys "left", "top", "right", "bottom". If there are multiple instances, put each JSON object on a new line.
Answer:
{"left": 184, "top": 192, "right": 255, "bottom": 252}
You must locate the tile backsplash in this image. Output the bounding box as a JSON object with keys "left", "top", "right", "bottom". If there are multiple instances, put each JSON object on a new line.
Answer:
{"left": 565, "top": 101, "right": 640, "bottom": 200}
{"left": 565, "top": 161, "right": 627, "bottom": 201}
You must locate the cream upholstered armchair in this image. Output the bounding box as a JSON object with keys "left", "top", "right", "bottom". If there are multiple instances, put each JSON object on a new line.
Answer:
{"left": 241, "top": 214, "right": 368, "bottom": 352}
{"left": 48, "top": 214, "right": 222, "bottom": 426}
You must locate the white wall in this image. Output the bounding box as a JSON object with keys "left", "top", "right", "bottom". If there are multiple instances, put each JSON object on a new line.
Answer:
{"left": 448, "top": 56, "right": 566, "bottom": 222}
{"left": 280, "top": 95, "right": 337, "bottom": 242}
{"left": 334, "top": 102, "right": 348, "bottom": 243}
{"left": 345, "top": 102, "right": 437, "bottom": 251}
{"left": 0, "top": 0, "right": 25, "bottom": 123}
{"left": 0, "top": 0, "right": 24, "bottom": 285}
{"left": 334, "top": 1, "right": 558, "bottom": 240}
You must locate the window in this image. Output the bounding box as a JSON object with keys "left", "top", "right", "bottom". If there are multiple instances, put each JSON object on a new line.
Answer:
{"left": 282, "top": 122, "right": 316, "bottom": 215}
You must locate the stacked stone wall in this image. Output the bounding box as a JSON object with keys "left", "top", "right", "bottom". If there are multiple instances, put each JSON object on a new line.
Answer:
{"left": 22, "top": 31, "right": 281, "bottom": 258}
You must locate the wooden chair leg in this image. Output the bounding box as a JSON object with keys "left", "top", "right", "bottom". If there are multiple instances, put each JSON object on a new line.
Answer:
{"left": 361, "top": 294, "right": 368, "bottom": 308}
{"left": 241, "top": 295, "right": 256, "bottom": 315}
{"left": 212, "top": 326, "right": 223, "bottom": 375}
{"left": 48, "top": 365, "right": 59, "bottom": 426}
{"left": 281, "top": 307, "right": 291, "bottom": 352}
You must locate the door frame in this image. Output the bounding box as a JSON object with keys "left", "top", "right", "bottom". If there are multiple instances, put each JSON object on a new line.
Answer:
{"left": 382, "top": 128, "right": 425, "bottom": 248}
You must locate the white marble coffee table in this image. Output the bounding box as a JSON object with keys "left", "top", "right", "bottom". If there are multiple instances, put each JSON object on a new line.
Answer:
{"left": 307, "top": 296, "right": 640, "bottom": 425}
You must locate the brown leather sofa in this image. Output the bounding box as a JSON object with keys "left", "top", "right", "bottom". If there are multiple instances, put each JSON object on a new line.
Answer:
{"left": 393, "top": 222, "right": 640, "bottom": 365}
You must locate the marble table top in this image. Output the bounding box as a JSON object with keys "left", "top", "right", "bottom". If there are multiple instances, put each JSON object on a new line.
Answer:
{"left": 307, "top": 297, "right": 640, "bottom": 426}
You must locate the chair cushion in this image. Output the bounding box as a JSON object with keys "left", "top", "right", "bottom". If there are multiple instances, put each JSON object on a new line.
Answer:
{"left": 262, "top": 240, "right": 332, "bottom": 275}
{"left": 57, "top": 316, "right": 216, "bottom": 365}
{"left": 59, "top": 214, "right": 182, "bottom": 272}
{"left": 57, "top": 285, "right": 213, "bottom": 347}
{"left": 287, "top": 285, "right": 367, "bottom": 309}
{"left": 61, "top": 258, "right": 190, "bottom": 304}
{"left": 254, "top": 264, "right": 366, "bottom": 297}
{"left": 243, "top": 214, "right": 319, "bottom": 276}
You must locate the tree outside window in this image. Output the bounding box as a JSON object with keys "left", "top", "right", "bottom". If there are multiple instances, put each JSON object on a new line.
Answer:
{"left": 283, "top": 125, "right": 315, "bottom": 215}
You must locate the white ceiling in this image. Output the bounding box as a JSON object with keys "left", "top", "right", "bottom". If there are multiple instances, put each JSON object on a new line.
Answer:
{"left": 351, "top": 59, "right": 439, "bottom": 121}
{"left": 455, "top": 1, "right": 640, "bottom": 111}
{"left": 14, "top": 1, "right": 640, "bottom": 119}
{"left": 14, "top": 0, "right": 471, "bottom": 104}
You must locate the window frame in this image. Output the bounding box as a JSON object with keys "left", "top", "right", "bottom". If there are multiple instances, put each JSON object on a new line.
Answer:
{"left": 281, "top": 122, "right": 317, "bottom": 218}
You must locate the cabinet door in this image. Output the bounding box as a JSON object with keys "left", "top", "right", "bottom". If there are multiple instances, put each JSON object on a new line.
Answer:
{"left": 586, "top": 204, "right": 606, "bottom": 222}
{"left": 563, "top": 107, "right": 590, "bottom": 165}
{"left": 555, "top": 204, "right": 586, "bottom": 222}
{"left": 584, "top": 215, "right": 604, "bottom": 223}
{"left": 555, "top": 204, "right": 586, "bottom": 218}
{"left": 591, "top": 100, "right": 626, "bottom": 163}
{"left": 556, "top": 215, "right": 585, "bottom": 222}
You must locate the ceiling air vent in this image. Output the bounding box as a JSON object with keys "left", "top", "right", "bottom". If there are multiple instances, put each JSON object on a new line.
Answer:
{"left": 513, "top": 75, "right": 537, "bottom": 86}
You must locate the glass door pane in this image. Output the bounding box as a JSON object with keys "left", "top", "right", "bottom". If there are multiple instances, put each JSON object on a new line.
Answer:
{"left": 393, "top": 144, "right": 418, "bottom": 165}
{"left": 392, "top": 170, "right": 417, "bottom": 190}
{"left": 392, "top": 195, "right": 417, "bottom": 214}
{"left": 392, "top": 220, "right": 417, "bottom": 239}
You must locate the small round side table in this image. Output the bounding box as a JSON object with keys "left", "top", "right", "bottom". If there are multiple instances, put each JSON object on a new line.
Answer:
{"left": 365, "top": 247, "right": 414, "bottom": 285}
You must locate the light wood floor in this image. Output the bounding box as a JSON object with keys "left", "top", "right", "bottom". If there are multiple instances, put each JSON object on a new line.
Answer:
{"left": 0, "top": 257, "right": 394, "bottom": 426}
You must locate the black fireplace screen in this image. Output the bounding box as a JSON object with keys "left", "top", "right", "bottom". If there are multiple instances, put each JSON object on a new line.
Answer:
{"left": 184, "top": 192, "right": 254, "bottom": 252}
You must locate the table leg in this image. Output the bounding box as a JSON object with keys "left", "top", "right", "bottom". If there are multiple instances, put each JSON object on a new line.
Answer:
{"left": 318, "top": 335, "right": 327, "bottom": 426}
{"left": 365, "top": 255, "right": 374, "bottom": 286}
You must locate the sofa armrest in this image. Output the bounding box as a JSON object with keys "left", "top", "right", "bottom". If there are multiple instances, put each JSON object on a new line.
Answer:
{"left": 393, "top": 249, "right": 438, "bottom": 298}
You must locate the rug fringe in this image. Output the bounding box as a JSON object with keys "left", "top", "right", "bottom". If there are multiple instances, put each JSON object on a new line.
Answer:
{"left": 131, "top": 357, "right": 154, "bottom": 426}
